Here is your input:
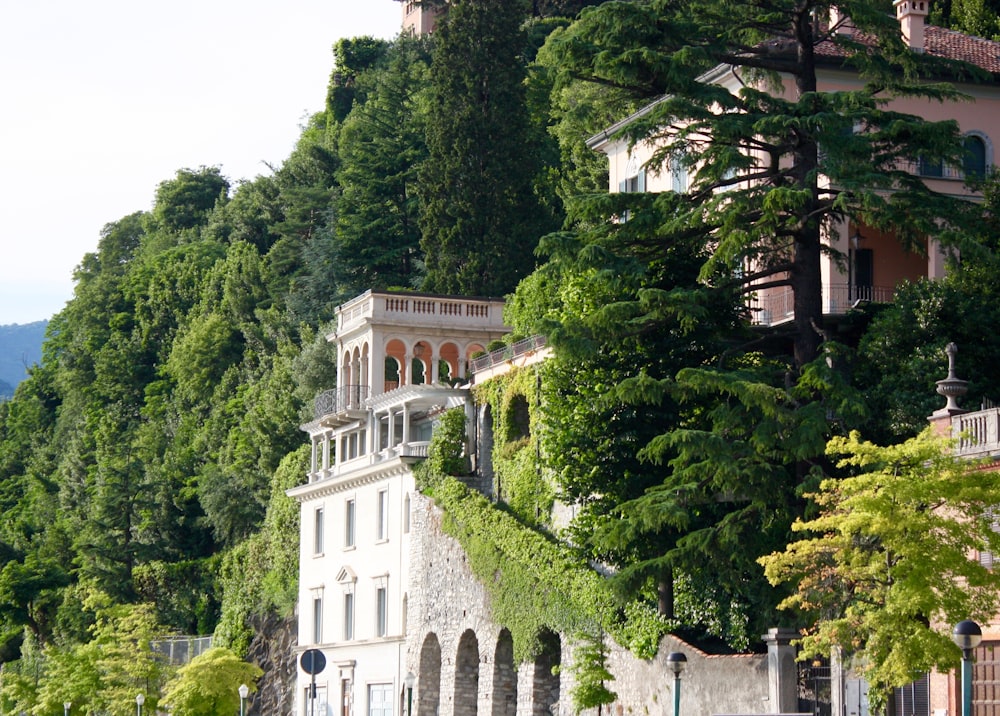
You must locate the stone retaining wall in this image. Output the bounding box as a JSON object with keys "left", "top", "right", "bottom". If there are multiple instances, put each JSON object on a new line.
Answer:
{"left": 406, "top": 492, "right": 780, "bottom": 716}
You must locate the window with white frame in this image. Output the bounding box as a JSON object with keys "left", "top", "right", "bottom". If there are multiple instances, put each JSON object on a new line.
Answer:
{"left": 345, "top": 498, "right": 356, "bottom": 548}
{"left": 980, "top": 506, "right": 999, "bottom": 569}
{"left": 376, "top": 488, "right": 389, "bottom": 541}
{"left": 375, "top": 585, "right": 388, "bottom": 637}
{"left": 314, "top": 506, "right": 324, "bottom": 555}
{"left": 368, "top": 683, "right": 393, "bottom": 716}
{"left": 305, "top": 686, "right": 328, "bottom": 716}
{"left": 670, "top": 153, "right": 688, "bottom": 193}
{"left": 619, "top": 153, "right": 646, "bottom": 193}
{"left": 312, "top": 595, "right": 323, "bottom": 644}
{"left": 343, "top": 591, "right": 355, "bottom": 640}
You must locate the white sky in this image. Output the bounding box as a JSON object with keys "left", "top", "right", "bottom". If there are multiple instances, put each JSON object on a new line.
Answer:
{"left": 0, "top": 1, "right": 402, "bottom": 326}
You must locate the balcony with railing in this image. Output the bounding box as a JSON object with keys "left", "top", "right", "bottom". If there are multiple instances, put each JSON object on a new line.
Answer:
{"left": 953, "top": 407, "right": 1000, "bottom": 459}
{"left": 337, "top": 290, "right": 508, "bottom": 334}
{"left": 749, "top": 283, "right": 895, "bottom": 326}
{"left": 469, "top": 335, "right": 549, "bottom": 373}
{"left": 314, "top": 385, "right": 370, "bottom": 420}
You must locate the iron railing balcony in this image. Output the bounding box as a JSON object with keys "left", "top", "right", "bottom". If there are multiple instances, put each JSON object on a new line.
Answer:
{"left": 749, "top": 283, "right": 896, "bottom": 326}
{"left": 469, "top": 335, "right": 548, "bottom": 374}
{"left": 314, "top": 385, "right": 370, "bottom": 420}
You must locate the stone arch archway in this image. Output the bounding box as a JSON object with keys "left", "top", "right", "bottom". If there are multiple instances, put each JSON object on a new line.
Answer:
{"left": 412, "top": 341, "right": 431, "bottom": 385}
{"left": 492, "top": 629, "right": 516, "bottom": 716}
{"left": 385, "top": 338, "right": 406, "bottom": 390}
{"left": 532, "top": 630, "right": 561, "bottom": 716}
{"left": 439, "top": 342, "right": 460, "bottom": 383}
{"left": 418, "top": 633, "right": 442, "bottom": 716}
{"left": 455, "top": 629, "right": 480, "bottom": 716}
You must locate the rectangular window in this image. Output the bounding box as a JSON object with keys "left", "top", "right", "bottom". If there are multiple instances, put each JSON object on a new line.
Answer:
{"left": 306, "top": 686, "right": 328, "bottom": 716}
{"left": 376, "top": 586, "right": 388, "bottom": 637}
{"left": 368, "top": 684, "right": 393, "bottom": 716}
{"left": 343, "top": 592, "right": 354, "bottom": 640}
{"left": 345, "top": 499, "right": 356, "bottom": 548}
{"left": 314, "top": 507, "right": 324, "bottom": 555}
{"left": 313, "top": 596, "right": 323, "bottom": 644}
{"left": 618, "top": 171, "right": 646, "bottom": 193}
{"left": 918, "top": 155, "right": 944, "bottom": 177}
{"left": 376, "top": 489, "right": 389, "bottom": 541}
{"left": 403, "top": 493, "right": 411, "bottom": 535}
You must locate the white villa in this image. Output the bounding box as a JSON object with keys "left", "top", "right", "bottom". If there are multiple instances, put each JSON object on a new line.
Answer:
{"left": 287, "top": 290, "right": 508, "bottom": 716}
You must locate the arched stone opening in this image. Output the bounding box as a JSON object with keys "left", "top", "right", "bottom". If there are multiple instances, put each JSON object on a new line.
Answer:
{"left": 492, "top": 629, "right": 517, "bottom": 716}
{"left": 418, "top": 633, "right": 442, "bottom": 716}
{"left": 439, "top": 342, "right": 460, "bottom": 383}
{"left": 412, "top": 341, "right": 432, "bottom": 385}
{"left": 455, "top": 629, "right": 480, "bottom": 716}
{"left": 350, "top": 346, "right": 363, "bottom": 407}
{"left": 509, "top": 394, "right": 530, "bottom": 441}
{"left": 342, "top": 349, "right": 353, "bottom": 391}
{"left": 531, "top": 630, "right": 561, "bottom": 716}
{"left": 386, "top": 339, "right": 406, "bottom": 390}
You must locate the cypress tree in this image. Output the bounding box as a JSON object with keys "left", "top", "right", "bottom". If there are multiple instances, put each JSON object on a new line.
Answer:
{"left": 419, "top": 0, "right": 560, "bottom": 297}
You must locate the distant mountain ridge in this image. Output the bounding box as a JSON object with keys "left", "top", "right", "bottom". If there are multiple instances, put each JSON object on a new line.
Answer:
{"left": 0, "top": 321, "right": 47, "bottom": 399}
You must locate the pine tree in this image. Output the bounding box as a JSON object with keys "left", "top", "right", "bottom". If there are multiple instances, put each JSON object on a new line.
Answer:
{"left": 419, "top": 0, "right": 561, "bottom": 296}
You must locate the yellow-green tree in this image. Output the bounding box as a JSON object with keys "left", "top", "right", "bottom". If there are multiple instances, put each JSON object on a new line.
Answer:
{"left": 760, "top": 430, "right": 1000, "bottom": 704}
{"left": 161, "top": 647, "right": 262, "bottom": 716}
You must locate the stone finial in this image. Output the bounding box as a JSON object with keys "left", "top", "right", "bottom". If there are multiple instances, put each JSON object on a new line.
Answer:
{"left": 935, "top": 342, "right": 969, "bottom": 414}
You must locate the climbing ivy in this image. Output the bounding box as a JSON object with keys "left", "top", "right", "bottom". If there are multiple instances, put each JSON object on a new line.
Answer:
{"left": 471, "top": 367, "right": 553, "bottom": 526}
{"left": 417, "top": 366, "right": 679, "bottom": 712}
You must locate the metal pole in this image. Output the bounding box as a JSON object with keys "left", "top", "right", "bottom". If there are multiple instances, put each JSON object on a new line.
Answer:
{"left": 962, "top": 649, "right": 973, "bottom": 716}
{"left": 407, "top": 686, "right": 413, "bottom": 716}
{"left": 673, "top": 672, "right": 681, "bottom": 716}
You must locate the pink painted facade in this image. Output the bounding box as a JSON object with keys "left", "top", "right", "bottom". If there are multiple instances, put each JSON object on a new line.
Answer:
{"left": 588, "top": 5, "right": 1000, "bottom": 327}
{"left": 400, "top": 0, "right": 445, "bottom": 35}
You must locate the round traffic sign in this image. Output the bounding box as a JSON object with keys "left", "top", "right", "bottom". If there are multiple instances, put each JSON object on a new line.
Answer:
{"left": 300, "top": 648, "right": 327, "bottom": 675}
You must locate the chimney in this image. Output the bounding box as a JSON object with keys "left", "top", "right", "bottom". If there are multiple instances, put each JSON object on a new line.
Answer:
{"left": 829, "top": 6, "right": 853, "bottom": 35}
{"left": 894, "top": 0, "right": 929, "bottom": 51}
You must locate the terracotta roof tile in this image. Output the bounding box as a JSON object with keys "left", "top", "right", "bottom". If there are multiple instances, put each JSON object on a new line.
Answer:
{"left": 925, "top": 25, "right": 1000, "bottom": 73}
{"left": 814, "top": 24, "right": 1000, "bottom": 75}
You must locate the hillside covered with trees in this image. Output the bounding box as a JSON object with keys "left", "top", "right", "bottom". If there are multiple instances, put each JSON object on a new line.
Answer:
{"left": 1, "top": 0, "right": 1000, "bottom": 712}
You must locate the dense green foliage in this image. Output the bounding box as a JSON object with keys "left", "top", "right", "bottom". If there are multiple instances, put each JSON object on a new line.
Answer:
{"left": 501, "top": 0, "right": 1000, "bottom": 661}
{"left": 161, "top": 647, "right": 262, "bottom": 716}
{"left": 0, "top": 0, "right": 998, "bottom": 710}
{"left": 0, "top": 3, "right": 581, "bottom": 709}
{"left": 761, "top": 431, "right": 1000, "bottom": 705}
{"left": 420, "top": 0, "right": 563, "bottom": 295}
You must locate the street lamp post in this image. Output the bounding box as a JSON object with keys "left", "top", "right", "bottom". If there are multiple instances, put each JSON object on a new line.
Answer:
{"left": 666, "top": 652, "right": 687, "bottom": 716}
{"left": 953, "top": 620, "right": 983, "bottom": 716}
{"left": 135, "top": 693, "right": 145, "bottom": 716}
{"left": 404, "top": 672, "right": 416, "bottom": 716}
{"left": 239, "top": 683, "right": 250, "bottom": 716}
{"left": 64, "top": 702, "right": 71, "bottom": 716}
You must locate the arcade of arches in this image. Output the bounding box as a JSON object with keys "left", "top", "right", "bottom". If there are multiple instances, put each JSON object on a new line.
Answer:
{"left": 415, "top": 628, "right": 560, "bottom": 716}
{"left": 340, "top": 339, "right": 487, "bottom": 400}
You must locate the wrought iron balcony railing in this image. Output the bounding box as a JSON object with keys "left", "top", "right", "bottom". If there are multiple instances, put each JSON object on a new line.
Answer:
{"left": 313, "top": 385, "right": 370, "bottom": 419}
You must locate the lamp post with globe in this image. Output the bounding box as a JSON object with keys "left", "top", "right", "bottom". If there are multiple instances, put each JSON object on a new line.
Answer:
{"left": 952, "top": 620, "right": 983, "bottom": 716}
{"left": 666, "top": 652, "right": 687, "bottom": 716}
